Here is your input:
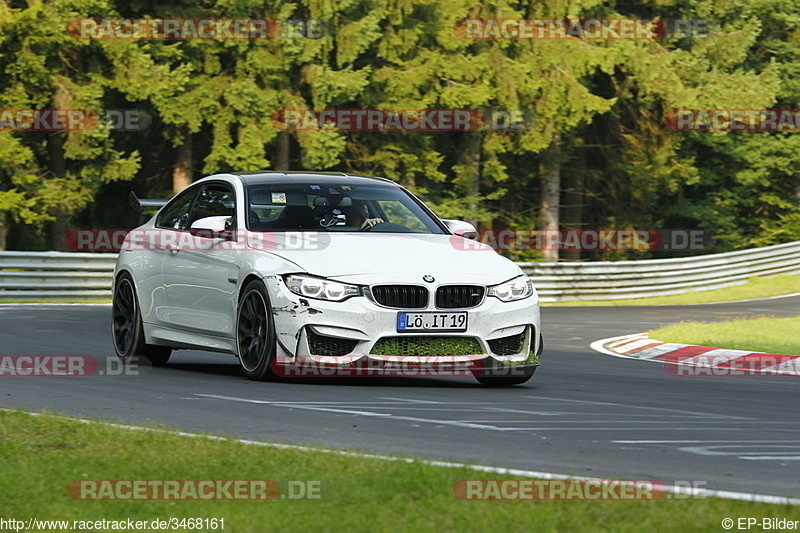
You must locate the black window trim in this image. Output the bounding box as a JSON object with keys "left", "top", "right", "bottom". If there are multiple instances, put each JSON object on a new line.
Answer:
{"left": 186, "top": 181, "right": 238, "bottom": 239}
{"left": 155, "top": 184, "right": 201, "bottom": 231}
{"left": 244, "top": 181, "right": 448, "bottom": 234}
{"left": 155, "top": 181, "right": 238, "bottom": 239}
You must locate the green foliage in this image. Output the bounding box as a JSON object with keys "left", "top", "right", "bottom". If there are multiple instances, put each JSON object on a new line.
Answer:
{"left": 0, "top": 0, "right": 797, "bottom": 255}
{"left": 0, "top": 0, "right": 139, "bottom": 233}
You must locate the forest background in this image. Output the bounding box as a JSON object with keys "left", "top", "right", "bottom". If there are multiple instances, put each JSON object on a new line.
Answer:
{"left": 1, "top": 0, "right": 798, "bottom": 261}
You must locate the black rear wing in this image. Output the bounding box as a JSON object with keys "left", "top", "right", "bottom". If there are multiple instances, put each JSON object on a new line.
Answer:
{"left": 129, "top": 191, "right": 168, "bottom": 212}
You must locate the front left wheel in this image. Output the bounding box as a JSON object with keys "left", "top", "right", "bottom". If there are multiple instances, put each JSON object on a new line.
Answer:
{"left": 112, "top": 273, "right": 172, "bottom": 366}
{"left": 236, "top": 280, "right": 277, "bottom": 381}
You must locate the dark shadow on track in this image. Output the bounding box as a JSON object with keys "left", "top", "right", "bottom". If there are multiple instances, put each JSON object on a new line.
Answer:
{"left": 156, "top": 361, "right": 528, "bottom": 388}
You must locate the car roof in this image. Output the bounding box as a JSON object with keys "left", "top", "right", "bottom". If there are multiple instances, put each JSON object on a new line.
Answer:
{"left": 230, "top": 171, "right": 399, "bottom": 187}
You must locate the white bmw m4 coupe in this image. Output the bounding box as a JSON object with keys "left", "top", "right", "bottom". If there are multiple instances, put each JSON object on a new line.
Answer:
{"left": 112, "top": 171, "right": 542, "bottom": 386}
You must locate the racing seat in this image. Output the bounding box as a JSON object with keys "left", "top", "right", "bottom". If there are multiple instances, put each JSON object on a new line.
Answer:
{"left": 248, "top": 209, "right": 261, "bottom": 229}
{"left": 279, "top": 205, "right": 316, "bottom": 230}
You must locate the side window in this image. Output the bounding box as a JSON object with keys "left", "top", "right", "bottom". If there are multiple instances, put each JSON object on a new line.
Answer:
{"left": 156, "top": 187, "right": 198, "bottom": 230}
{"left": 187, "top": 184, "right": 235, "bottom": 230}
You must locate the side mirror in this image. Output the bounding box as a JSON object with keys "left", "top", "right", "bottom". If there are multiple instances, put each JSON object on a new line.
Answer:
{"left": 442, "top": 219, "right": 478, "bottom": 240}
{"left": 190, "top": 216, "right": 235, "bottom": 240}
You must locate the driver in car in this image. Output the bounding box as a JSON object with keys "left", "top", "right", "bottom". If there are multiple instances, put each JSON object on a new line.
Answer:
{"left": 343, "top": 200, "right": 384, "bottom": 230}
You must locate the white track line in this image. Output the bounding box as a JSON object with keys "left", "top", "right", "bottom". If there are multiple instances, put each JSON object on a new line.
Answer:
{"left": 2, "top": 407, "right": 798, "bottom": 505}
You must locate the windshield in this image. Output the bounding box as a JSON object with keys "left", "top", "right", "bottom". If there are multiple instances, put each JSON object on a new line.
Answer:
{"left": 246, "top": 183, "right": 446, "bottom": 234}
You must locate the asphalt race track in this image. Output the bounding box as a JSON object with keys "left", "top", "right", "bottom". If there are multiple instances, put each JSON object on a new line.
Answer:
{"left": 1, "top": 297, "right": 799, "bottom": 498}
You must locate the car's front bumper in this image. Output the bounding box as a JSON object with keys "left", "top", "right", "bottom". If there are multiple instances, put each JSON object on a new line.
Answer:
{"left": 264, "top": 275, "right": 541, "bottom": 376}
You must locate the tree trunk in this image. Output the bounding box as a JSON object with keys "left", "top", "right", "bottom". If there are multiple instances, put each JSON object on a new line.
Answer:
{"left": 0, "top": 213, "right": 8, "bottom": 250}
{"left": 172, "top": 128, "right": 192, "bottom": 194}
{"left": 48, "top": 131, "right": 67, "bottom": 251}
{"left": 561, "top": 145, "right": 585, "bottom": 261}
{"left": 463, "top": 133, "right": 481, "bottom": 228}
{"left": 49, "top": 80, "right": 70, "bottom": 251}
{"left": 273, "top": 131, "right": 290, "bottom": 170}
{"left": 540, "top": 132, "right": 562, "bottom": 262}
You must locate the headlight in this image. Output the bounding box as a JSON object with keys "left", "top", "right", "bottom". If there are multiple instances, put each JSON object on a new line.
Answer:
{"left": 487, "top": 276, "right": 534, "bottom": 302}
{"left": 283, "top": 274, "right": 361, "bottom": 302}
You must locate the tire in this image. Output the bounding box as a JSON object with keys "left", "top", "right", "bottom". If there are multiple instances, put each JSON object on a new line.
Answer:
{"left": 474, "top": 333, "right": 542, "bottom": 387}
{"left": 474, "top": 365, "right": 537, "bottom": 387}
{"left": 236, "top": 279, "right": 277, "bottom": 381}
{"left": 112, "top": 273, "right": 172, "bottom": 366}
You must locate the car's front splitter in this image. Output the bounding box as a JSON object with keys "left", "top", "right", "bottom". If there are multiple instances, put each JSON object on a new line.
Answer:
{"left": 269, "top": 353, "right": 539, "bottom": 379}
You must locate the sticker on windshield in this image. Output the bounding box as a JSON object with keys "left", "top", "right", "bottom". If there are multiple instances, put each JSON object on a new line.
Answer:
{"left": 271, "top": 192, "right": 287, "bottom": 203}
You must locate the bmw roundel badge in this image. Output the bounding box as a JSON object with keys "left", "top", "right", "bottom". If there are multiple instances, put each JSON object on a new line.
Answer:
{"left": 423, "top": 274, "right": 435, "bottom": 283}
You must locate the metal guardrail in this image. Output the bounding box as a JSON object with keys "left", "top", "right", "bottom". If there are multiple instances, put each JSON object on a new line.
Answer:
{"left": 1, "top": 241, "right": 800, "bottom": 302}
{"left": 520, "top": 240, "right": 800, "bottom": 301}
{"left": 0, "top": 251, "right": 117, "bottom": 301}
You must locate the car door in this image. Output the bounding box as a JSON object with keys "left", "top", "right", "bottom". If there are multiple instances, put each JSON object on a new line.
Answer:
{"left": 161, "top": 182, "right": 240, "bottom": 337}
{"left": 148, "top": 185, "right": 200, "bottom": 326}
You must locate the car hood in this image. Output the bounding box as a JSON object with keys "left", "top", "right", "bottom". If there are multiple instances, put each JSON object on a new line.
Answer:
{"left": 255, "top": 232, "right": 523, "bottom": 285}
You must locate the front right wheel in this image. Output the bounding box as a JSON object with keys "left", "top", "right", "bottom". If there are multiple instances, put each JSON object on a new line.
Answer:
{"left": 236, "top": 279, "right": 277, "bottom": 381}
{"left": 473, "top": 333, "right": 542, "bottom": 387}
{"left": 474, "top": 364, "right": 537, "bottom": 387}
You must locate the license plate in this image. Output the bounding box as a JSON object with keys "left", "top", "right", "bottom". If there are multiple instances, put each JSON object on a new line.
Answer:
{"left": 397, "top": 312, "right": 468, "bottom": 332}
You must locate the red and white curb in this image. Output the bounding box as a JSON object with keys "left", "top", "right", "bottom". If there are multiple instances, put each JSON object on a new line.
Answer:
{"left": 590, "top": 333, "right": 800, "bottom": 376}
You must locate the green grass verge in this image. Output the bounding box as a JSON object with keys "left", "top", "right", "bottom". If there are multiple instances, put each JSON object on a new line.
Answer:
{"left": 650, "top": 316, "right": 800, "bottom": 355}
{"left": 1, "top": 409, "right": 797, "bottom": 532}
{"left": 544, "top": 273, "right": 800, "bottom": 307}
